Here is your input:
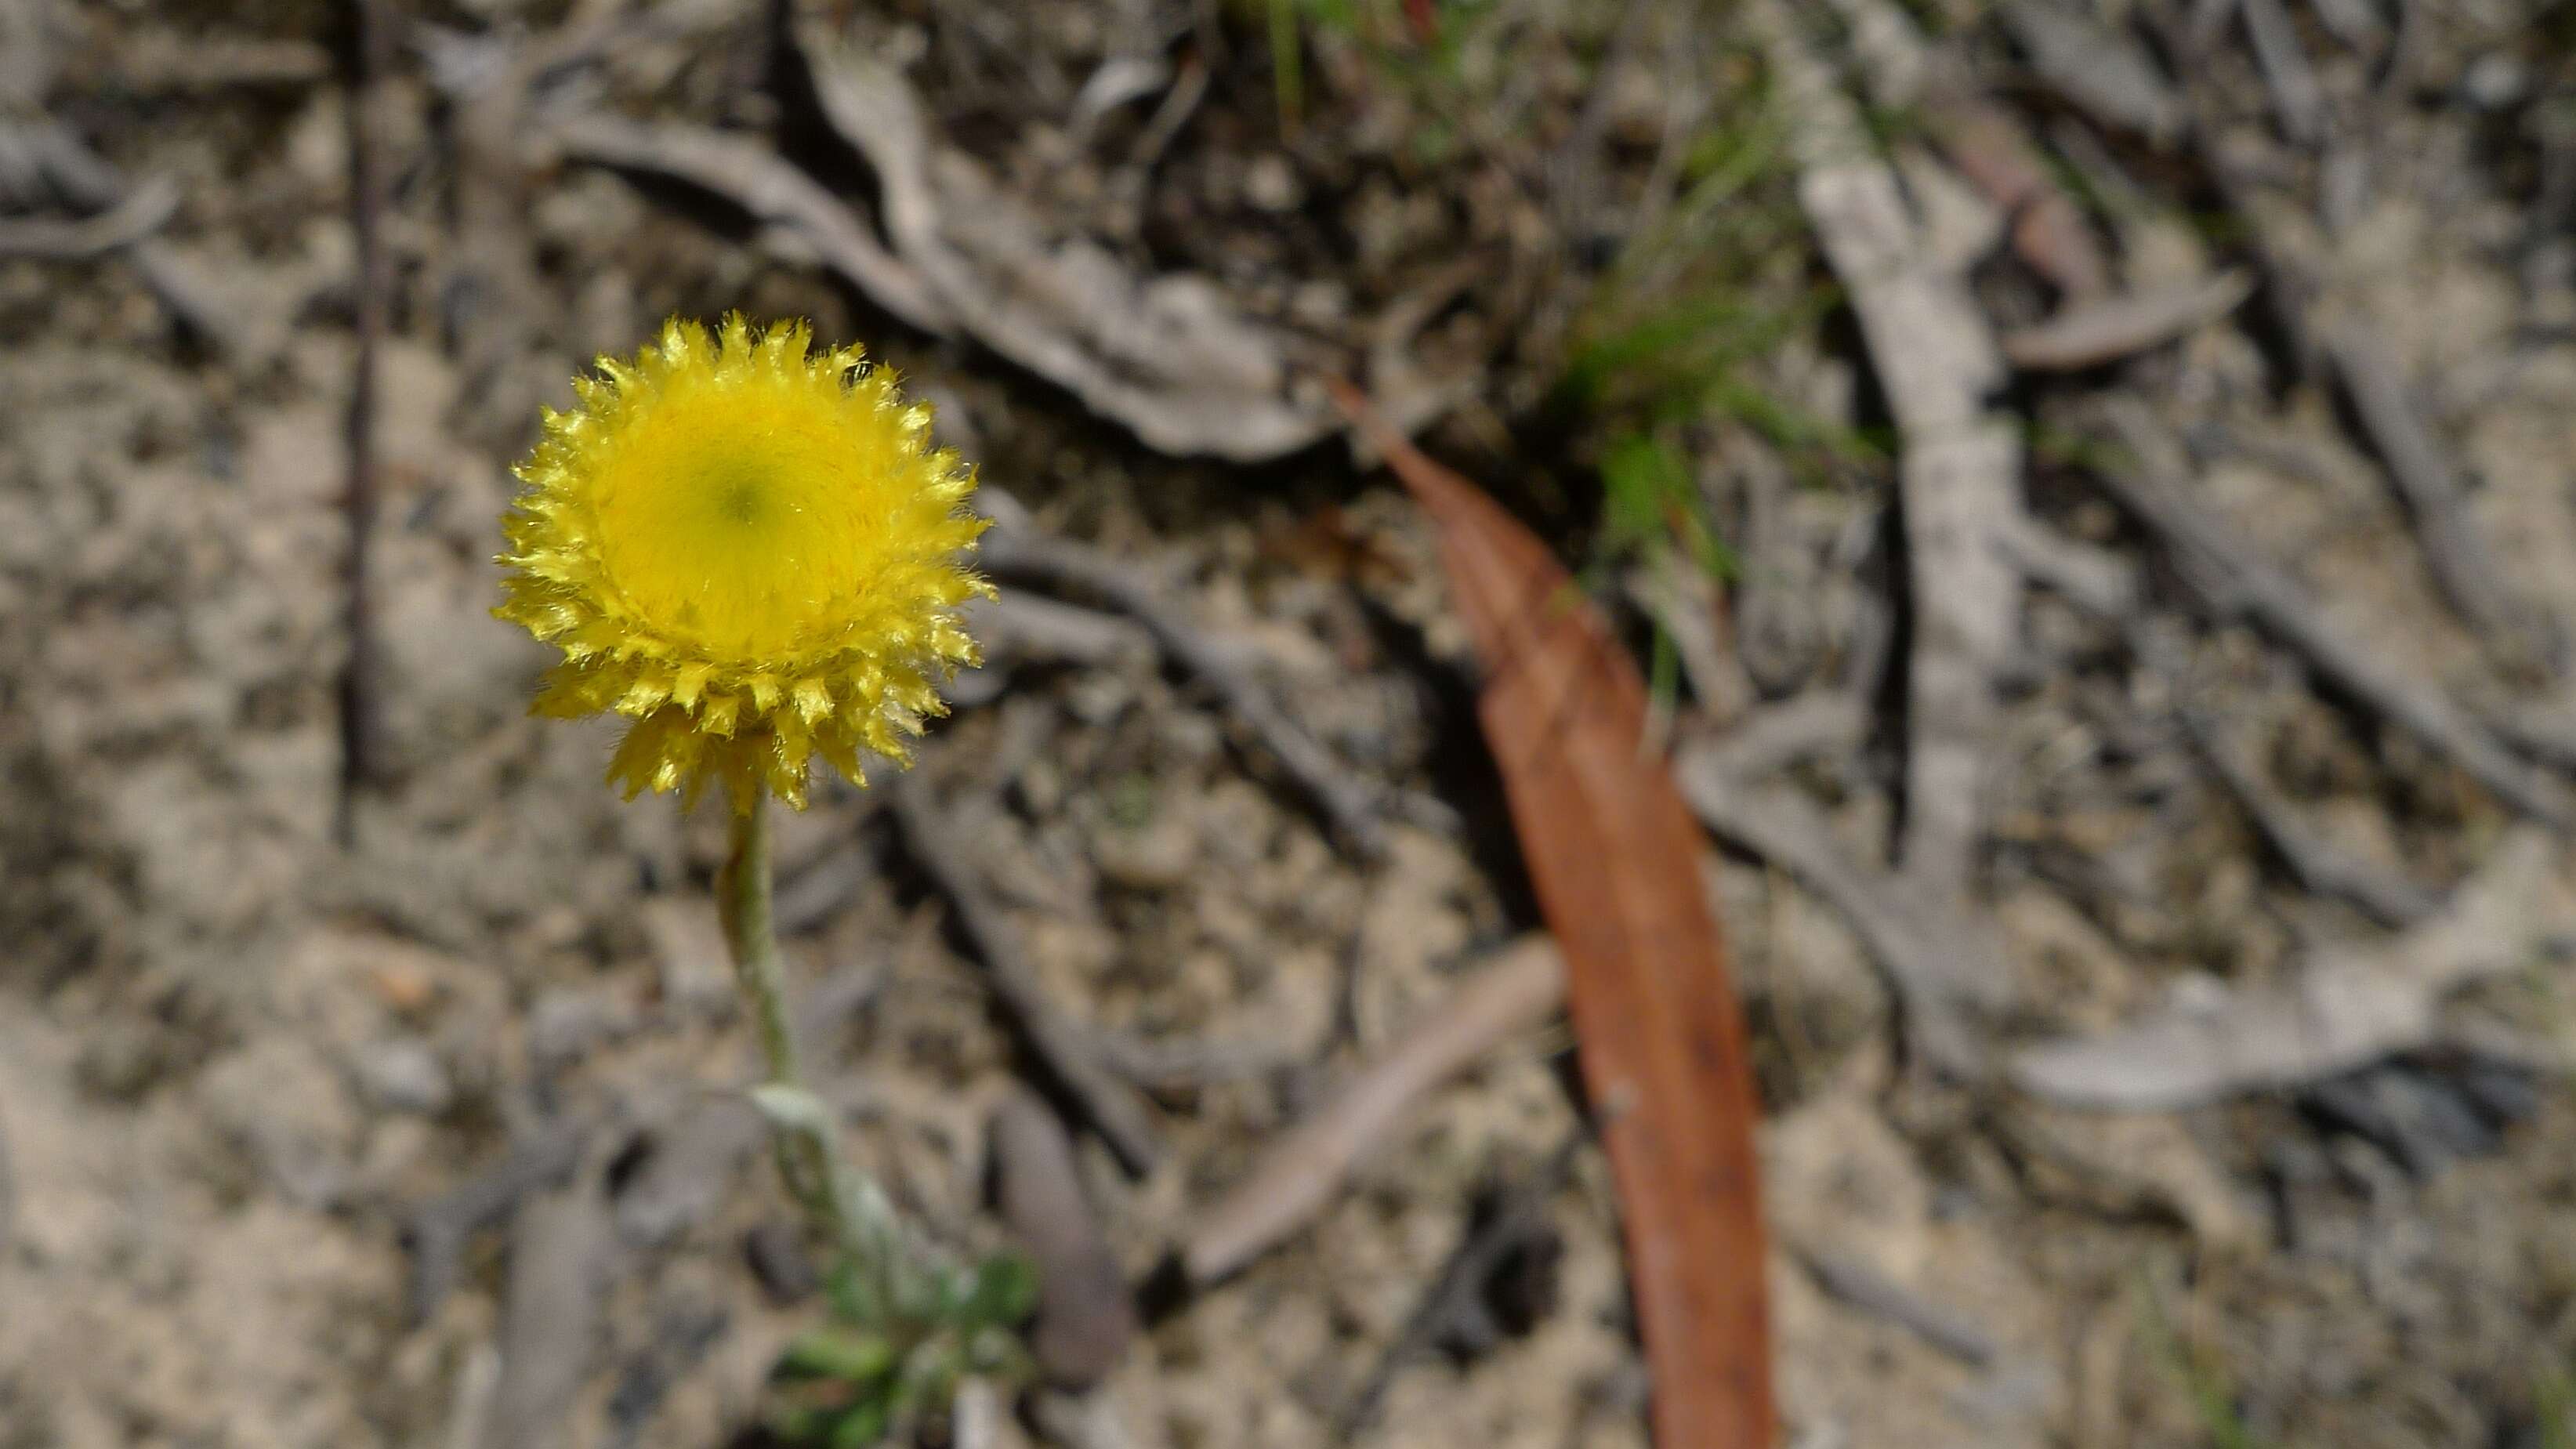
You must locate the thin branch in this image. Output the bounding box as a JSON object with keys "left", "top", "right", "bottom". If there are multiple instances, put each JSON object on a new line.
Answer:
{"left": 1183, "top": 936, "right": 1566, "bottom": 1284}
{"left": 0, "top": 176, "right": 177, "bottom": 257}
{"left": 549, "top": 113, "right": 955, "bottom": 336}
{"left": 2177, "top": 708, "right": 2440, "bottom": 929}
{"left": 991, "top": 1089, "right": 1136, "bottom": 1386}
{"left": 336, "top": 0, "right": 386, "bottom": 845}
{"left": 1338, "top": 1121, "right": 1592, "bottom": 1437}
{"left": 2092, "top": 397, "right": 2569, "bottom": 827}
{"left": 889, "top": 775, "right": 1165, "bottom": 1176}
{"left": 1796, "top": 1248, "right": 1998, "bottom": 1367}
{"left": 1676, "top": 751, "right": 1993, "bottom": 1075}
{"left": 2325, "top": 323, "right": 2552, "bottom": 665}
{"left": 403, "top": 1118, "right": 592, "bottom": 1323}
{"left": 2000, "top": 270, "right": 2253, "bottom": 371}
{"left": 979, "top": 523, "right": 1393, "bottom": 857}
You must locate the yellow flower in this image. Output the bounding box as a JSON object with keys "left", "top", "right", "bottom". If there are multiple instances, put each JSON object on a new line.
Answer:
{"left": 496, "top": 315, "right": 988, "bottom": 810}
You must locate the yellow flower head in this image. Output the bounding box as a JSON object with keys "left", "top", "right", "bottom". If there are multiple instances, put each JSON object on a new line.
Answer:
{"left": 496, "top": 315, "right": 988, "bottom": 810}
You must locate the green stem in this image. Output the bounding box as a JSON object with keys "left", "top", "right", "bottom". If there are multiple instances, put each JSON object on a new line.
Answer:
{"left": 719, "top": 784, "right": 947, "bottom": 1336}
{"left": 719, "top": 788, "right": 871, "bottom": 1259}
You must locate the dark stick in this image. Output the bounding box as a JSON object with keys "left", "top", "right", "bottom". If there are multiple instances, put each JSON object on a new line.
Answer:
{"left": 2177, "top": 706, "right": 2440, "bottom": 929}
{"left": 1337, "top": 1123, "right": 1590, "bottom": 1438}
{"left": 2326, "top": 326, "right": 2548, "bottom": 665}
{"left": 403, "top": 1118, "right": 592, "bottom": 1324}
{"left": 335, "top": 0, "right": 385, "bottom": 846}
{"left": 977, "top": 524, "right": 1388, "bottom": 858}
{"left": 2094, "top": 398, "right": 2569, "bottom": 828}
{"left": 0, "top": 1097, "right": 15, "bottom": 1259}
{"left": 1796, "top": 1248, "right": 1998, "bottom": 1367}
{"left": 889, "top": 775, "right": 1165, "bottom": 1176}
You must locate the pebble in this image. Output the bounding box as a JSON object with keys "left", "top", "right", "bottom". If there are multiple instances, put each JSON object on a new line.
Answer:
{"left": 355, "top": 1037, "right": 451, "bottom": 1115}
{"left": 1245, "top": 154, "right": 1304, "bottom": 213}
{"left": 1094, "top": 816, "right": 1198, "bottom": 891}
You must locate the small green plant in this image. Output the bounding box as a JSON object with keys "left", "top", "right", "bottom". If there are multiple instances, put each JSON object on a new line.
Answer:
{"left": 765, "top": 1253, "right": 1038, "bottom": 1447}
{"left": 1552, "top": 49, "right": 1880, "bottom": 720}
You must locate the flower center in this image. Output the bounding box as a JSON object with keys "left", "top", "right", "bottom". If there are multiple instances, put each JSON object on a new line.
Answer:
{"left": 713, "top": 473, "right": 766, "bottom": 526}
{"left": 588, "top": 386, "right": 886, "bottom": 662}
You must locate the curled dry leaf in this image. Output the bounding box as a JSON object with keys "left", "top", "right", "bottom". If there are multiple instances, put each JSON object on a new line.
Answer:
{"left": 991, "top": 1089, "right": 1136, "bottom": 1387}
{"left": 1335, "top": 382, "right": 1773, "bottom": 1448}
{"left": 548, "top": 113, "right": 955, "bottom": 337}
{"left": 794, "top": 24, "right": 1335, "bottom": 462}
{"left": 2001, "top": 270, "right": 2253, "bottom": 371}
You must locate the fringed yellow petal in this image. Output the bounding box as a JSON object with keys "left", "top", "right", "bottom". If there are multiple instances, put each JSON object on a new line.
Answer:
{"left": 495, "top": 315, "right": 987, "bottom": 811}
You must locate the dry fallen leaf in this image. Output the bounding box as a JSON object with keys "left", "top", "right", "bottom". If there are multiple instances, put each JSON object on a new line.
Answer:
{"left": 793, "top": 25, "right": 1335, "bottom": 462}
{"left": 1335, "top": 380, "right": 1773, "bottom": 1448}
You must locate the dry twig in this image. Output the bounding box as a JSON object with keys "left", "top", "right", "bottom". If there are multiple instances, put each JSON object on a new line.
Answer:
{"left": 2326, "top": 324, "right": 2550, "bottom": 663}
{"left": 2493, "top": 702, "right": 2576, "bottom": 775}
{"left": 1797, "top": 1248, "right": 1998, "bottom": 1367}
{"left": 953, "top": 1379, "right": 1015, "bottom": 1449}
{"left": 1993, "top": 513, "right": 2138, "bottom": 618}
{"left": 1670, "top": 685, "right": 2009, "bottom": 1075}
{"left": 429, "top": 0, "right": 626, "bottom": 437}
{"left": 1183, "top": 937, "right": 1566, "bottom": 1284}
{"left": 9, "top": 123, "right": 241, "bottom": 349}
{"left": 607, "top": 1098, "right": 766, "bottom": 1252}
{"left": 1997, "top": 522, "right": 2443, "bottom": 928}
{"left": 2238, "top": 0, "right": 2325, "bottom": 146}
{"left": 1830, "top": 0, "right": 2115, "bottom": 299}
{"left": 487, "top": 1186, "right": 618, "bottom": 1449}
{"left": 948, "top": 592, "right": 1154, "bottom": 708}
{"left": 2093, "top": 397, "right": 2568, "bottom": 826}
{"left": 337, "top": 0, "right": 388, "bottom": 844}
{"left": 1676, "top": 753, "right": 1994, "bottom": 1074}
{"left": 0, "top": 176, "right": 177, "bottom": 258}
{"left": 2178, "top": 708, "right": 2439, "bottom": 928}
{"left": 889, "top": 776, "right": 1165, "bottom": 1176}
{"left": 1998, "top": 0, "right": 2185, "bottom": 145}
{"left": 103, "top": 29, "right": 332, "bottom": 91}
{"left": 978, "top": 522, "right": 1389, "bottom": 856}
{"left": 1757, "top": 0, "right": 2025, "bottom": 912}
{"left": 1338, "top": 1122, "right": 1591, "bottom": 1436}
{"left": 1029, "top": 1390, "right": 1152, "bottom": 1449}
{"left": 2014, "top": 828, "right": 2568, "bottom": 1108}
{"left": 550, "top": 113, "right": 955, "bottom": 336}
{"left": 0, "top": 1097, "right": 14, "bottom": 1259}
{"left": 404, "top": 1118, "right": 592, "bottom": 1323}
{"left": 1083, "top": 1026, "right": 1299, "bottom": 1089}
